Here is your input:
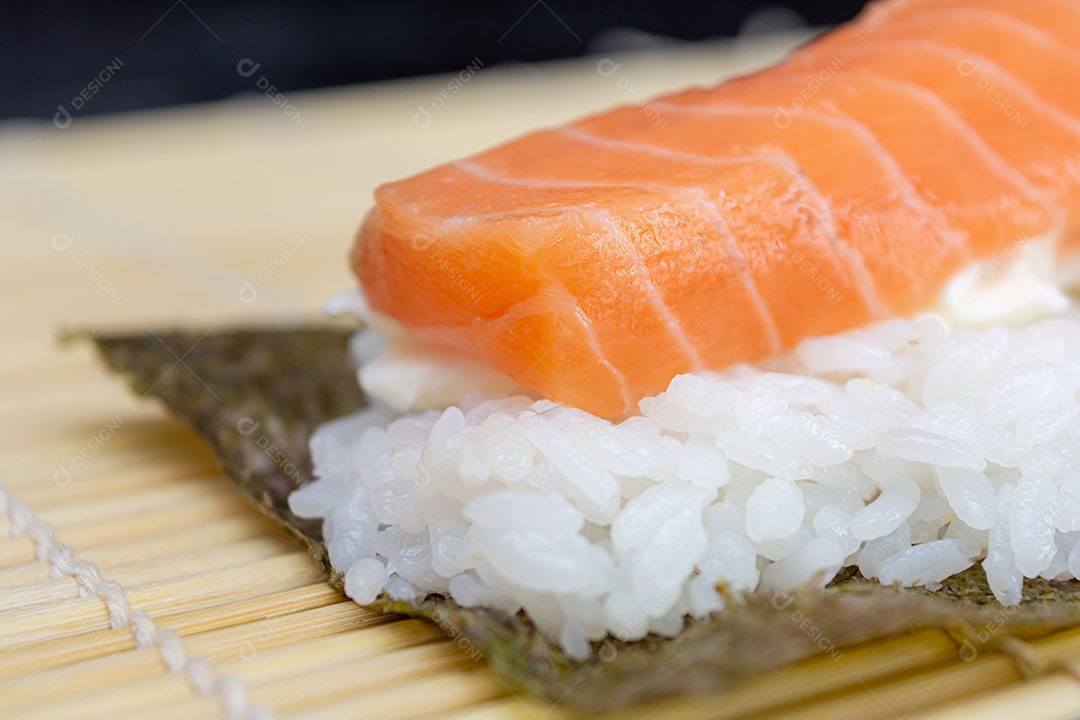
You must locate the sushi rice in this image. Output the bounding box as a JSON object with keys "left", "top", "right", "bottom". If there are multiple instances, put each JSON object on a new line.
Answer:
{"left": 291, "top": 289, "right": 1080, "bottom": 660}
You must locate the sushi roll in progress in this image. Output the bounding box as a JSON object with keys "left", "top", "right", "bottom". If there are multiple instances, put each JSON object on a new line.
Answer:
{"left": 292, "top": 0, "right": 1080, "bottom": 660}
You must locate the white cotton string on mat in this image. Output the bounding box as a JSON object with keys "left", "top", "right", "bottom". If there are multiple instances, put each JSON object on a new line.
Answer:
{"left": 0, "top": 483, "right": 274, "bottom": 720}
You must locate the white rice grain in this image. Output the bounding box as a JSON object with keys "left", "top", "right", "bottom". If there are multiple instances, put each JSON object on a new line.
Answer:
{"left": 300, "top": 309, "right": 1080, "bottom": 656}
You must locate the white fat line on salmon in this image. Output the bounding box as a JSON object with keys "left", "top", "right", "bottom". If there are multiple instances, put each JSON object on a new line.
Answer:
{"left": 0, "top": 484, "right": 272, "bottom": 720}
{"left": 770, "top": 60, "right": 846, "bottom": 127}
{"left": 652, "top": 104, "right": 976, "bottom": 276}
{"left": 943, "top": 5, "right": 1077, "bottom": 63}
{"left": 806, "top": 40, "right": 1080, "bottom": 138}
{"left": 763, "top": 70, "right": 1044, "bottom": 199}
{"left": 652, "top": 102, "right": 970, "bottom": 256}
{"left": 779, "top": 42, "right": 1080, "bottom": 228}
{"left": 568, "top": 298, "right": 635, "bottom": 416}
{"left": 957, "top": 60, "right": 1030, "bottom": 129}
{"left": 597, "top": 209, "right": 702, "bottom": 369}
{"left": 455, "top": 159, "right": 783, "bottom": 354}
{"left": 692, "top": 191, "right": 783, "bottom": 353}
{"left": 560, "top": 126, "right": 889, "bottom": 318}
{"left": 453, "top": 159, "right": 711, "bottom": 360}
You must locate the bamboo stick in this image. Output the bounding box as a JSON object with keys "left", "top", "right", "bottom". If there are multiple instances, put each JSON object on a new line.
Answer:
{"left": 440, "top": 621, "right": 1080, "bottom": 720}
{"left": 14, "top": 451, "right": 222, "bottom": 507}
{"left": 15, "top": 461, "right": 220, "bottom": 508}
{"left": 213, "top": 616, "right": 446, "bottom": 681}
{"left": 1, "top": 476, "right": 232, "bottom": 530}
{"left": 1030, "top": 624, "right": 1080, "bottom": 664}
{"left": 99, "top": 643, "right": 483, "bottom": 720}
{"left": 3, "top": 423, "right": 214, "bottom": 483}
{"left": 22, "top": 634, "right": 468, "bottom": 720}
{"left": 14, "top": 619, "right": 449, "bottom": 720}
{"left": 0, "top": 492, "right": 254, "bottom": 567}
{"left": 16, "top": 574, "right": 1080, "bottom": 720}
{"left": 161, "top": 584, "right": 346, "bottom": 638}
{"left": 11, "top": 673, "right": 193, "bottom": 720}
{"left": 0, "top": 479, "right": 235, "bottom": 567}
{"left": 613, "top": 622, "right": 1080, "bottom": 720}
{"left": 762, "top": 653, "right": 1022, "bottom": 720}
{"left": 182, "top": 604, "right": 387, "bottom": 657}
{"left": 284, "top": 669, "right": 506, "bottom": 720}
{"left": 0, "top": 552, "right": 323, "bottom": 648}
{"left": 610, "top": 629, "right": 963, "bottom": 720}
{"left": 911, "top": 674, "right": 1080, "bottom": 720}
{"left": 0, "top": 583, "right": 343, "bottom": 677}
{"left": 250, "top": 642, "right": 473, "bottom": 714}
{"left": 0, "top": 513, "right": 277, "bottom": 586}
{"left": 440, "top": 699, "right": 540, "bottom": 720}
{"left": 2, "top": 535, "right": 298, "bottom": 609}
{"left": 0, "top": 603, "right": 415, "bottom": 713}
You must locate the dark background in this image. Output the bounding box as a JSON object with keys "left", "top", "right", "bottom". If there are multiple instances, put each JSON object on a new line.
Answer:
{"left": 2, "top": 1, "right": 868, "bottom": 121}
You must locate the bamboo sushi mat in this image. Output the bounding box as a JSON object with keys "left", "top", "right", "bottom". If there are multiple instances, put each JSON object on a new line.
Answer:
{"left": 7, "top": 29, "right": 1080, "bottom": 720}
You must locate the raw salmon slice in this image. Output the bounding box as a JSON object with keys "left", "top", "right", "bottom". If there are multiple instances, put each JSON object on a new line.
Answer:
{"left": 353, "top": 0, "right": 1080, "bottom": 417}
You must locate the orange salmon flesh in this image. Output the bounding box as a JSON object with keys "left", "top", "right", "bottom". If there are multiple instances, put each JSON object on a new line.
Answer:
{"left": 353, "top": 0, "right": 1080, "bottom": 417}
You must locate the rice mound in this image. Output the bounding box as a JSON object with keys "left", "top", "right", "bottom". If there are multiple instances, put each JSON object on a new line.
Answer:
{"left": 290, "top": 311, "right": 1080, "bottom": 660}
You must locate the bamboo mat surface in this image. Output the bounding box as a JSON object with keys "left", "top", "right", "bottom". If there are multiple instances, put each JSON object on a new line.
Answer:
{"left": 7, "top": 29, "right": 1080, "bottom": 720}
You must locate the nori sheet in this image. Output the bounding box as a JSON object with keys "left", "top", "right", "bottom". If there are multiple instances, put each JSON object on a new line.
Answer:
{"left": 86, "top": 325, "right": 1080, "bottom": 713}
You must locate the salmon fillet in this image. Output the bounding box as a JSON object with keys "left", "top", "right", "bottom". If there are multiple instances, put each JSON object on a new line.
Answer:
{"left": 353, "top": 0, "right": 1080, "bottom": 417}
